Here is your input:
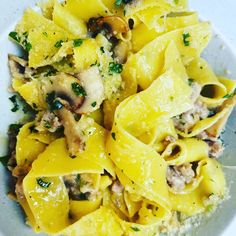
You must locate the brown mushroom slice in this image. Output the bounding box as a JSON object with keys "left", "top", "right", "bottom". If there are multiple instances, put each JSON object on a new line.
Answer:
{"left": 75, "top": 67, "right": 105, "bottom": 114}
{"left": 98, "top": 16, "right": 129, "bottom": 35}
{"left": 48, "top": 73, "right": 85, "bottom": 111}
{"left": 8, "top": 54, "right": 27, "bottom": 78}
{"left": 57, "top": 108, "right": 83, "bottom": 155}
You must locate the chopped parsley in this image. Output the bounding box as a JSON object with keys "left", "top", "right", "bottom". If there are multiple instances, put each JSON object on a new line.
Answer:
{"left": 100, "top": 46, "right": 105, "bottom": 53}
{"left": 9, "top": 95, "right": 19, "bottom": 112}
{"left": 9, "top": 124, "right": 22, "bottom": 134}
{"left": 131, "top": 226, "right": 140, "bottom": 232}
{"left": 115, "top": 0, "right": 122, "bottom": 7}
{"left": 183, "top": 32, "right": 191, "bottom": 46}
{"left": 188, "top": 78, "right": 194, "bottom": 86}
{"left": 91, "top": 101, "right": 97, "bottom": 107}
{"left": 90, "top": 61, "right": 100, "bottom": 67}
{"left": 74, "top": 114, "right": 81, "bottom": 121}
{"left": 42, "top": 32, "right": 48, "bottom": 37}
{"left": 37, "top": 178, "right": 51, "bottom": 188}
{"left": 44, "top": 68, "right": 57, "bottom": 77}
{"left": 115, "top": 0, "right": 133, "bottom": 7}
{"left": 9, "top": 31, "right": 21, "bottom": 43}
{"left": 54, "top": 40, "right": 64, "bottom": 48}
{"left": 109, "top": 62, "right": 123, "bottom": 74}
{"left": 9, "top": 31, "right": 32, "bottom": 51}
{"left": 76, "top": 174, "right": 81, "bottom": 183}
{"left": 174, "top": 0, "right": 179, "bottom": 4}
{"left": 0, "top": 155, "right": 10, "bottom": 167}
{"left": 24, "top": 42, "right": 32, "bottom": 52}
{"left": 223, "top": 88, "right": 236, "bottom": 98}
{"left": 111, "top": 132, "right": 116, "bottom": 140}
{"left": 21, "top": 32, "right": 32, "bottom": 52}
{"left": 73, "top": 39, "right": 83, "bottom": 47}
{"left": 44, "top": 121, "right": 52, "bottom": 129}
{"left": 46, "top": 91, "right": 64, "bottom": 111}
{"left": 71, "top": 82, "right": 87, "bottom": 97}
{"left": 51, "top": 100, "right": 63, "bottom": 111}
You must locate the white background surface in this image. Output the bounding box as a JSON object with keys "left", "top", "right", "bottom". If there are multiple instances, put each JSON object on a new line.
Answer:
{"left": 0, "top": 0, "right": 236, "bottom": 235}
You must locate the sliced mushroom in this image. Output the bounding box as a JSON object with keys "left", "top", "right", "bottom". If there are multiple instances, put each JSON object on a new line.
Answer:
{"left": 98, "top": 16, "right": 129, "bottom": 35}
{"left": 75, "top": 67, "right": 105, "bottom": 114}
{"left": 8, "top": 54, "right": 27, "bottom": 78}
{"left": 46, "top": 73, "right": 85, "bottom": 111}
{"left": 8, "top": 54, "right": 36, "bottom": 80}
{"left": 87, "top": 16, "right": 129, "bottom": 38}
{"left": 57, "top": 108, "right": 83, "bottom": 155}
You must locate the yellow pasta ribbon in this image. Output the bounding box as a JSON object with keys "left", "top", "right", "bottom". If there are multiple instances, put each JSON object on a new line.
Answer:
{"left": 124, "top": 22, "right": 211, "bottom": 89}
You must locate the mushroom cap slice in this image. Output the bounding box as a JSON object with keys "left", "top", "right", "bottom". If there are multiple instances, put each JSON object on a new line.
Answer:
{"left": 98, "top": 16, "right": 129, "bottom": 35}
{"left": 46, "top": 73, "right": 85, "bottom": 111}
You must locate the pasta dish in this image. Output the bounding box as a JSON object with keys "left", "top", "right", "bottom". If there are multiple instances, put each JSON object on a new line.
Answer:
{"left": 2, "top": 0, "right": 236, "bottom": 235}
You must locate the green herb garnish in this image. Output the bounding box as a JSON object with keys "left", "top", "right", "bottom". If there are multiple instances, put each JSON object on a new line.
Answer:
{"left": 71, "top": 82, "right": 87, "bottom": 97}
{"left": 131, "top": 226, "right": 140, "bottom": 232}
{"left": 74, "top": 114, "right": 81, "bottom": 121}
{"left": 188, "top": 78, "right": 194, "bottom": 86}
{"left": 183, "top": 32, "right": 191, "bottom": 46}
{"left": 52, "top": 100, "right": 63, "bottom": 111}
{"left": 223, "top": 88, "right": 236, "bottom": 98}
{"left": 91, "top": 101, "right": 97, "bottom": 107}
{"left": 174, "top": 0, "right": 179, "bottom": 4}
{"left": 44, "top": 121, "right": 52, "bottom": 129}
{"left": 115, "top": 0, "right": 132, "bottom": 7}
{"left": 100, "top": 46, "right": 105, "bottom": 53}
{"left": 9, "top": 95, "right": 19, "bottom": 112}
{"left": 25, "top": 42, "right": 32, "bottom": 52}
{"left": 54, "top": 40, "right": 64, "bottom": 48}
{"left": 44, "top": 68, "right": 57, "bottom": 77}
{"left": 37, "top": 178, "right": 51, "bottom": 188}
{"left": 111, "top": 132, "right": 116, "bottom": 140}
{"left": 115, "top": 0, "right": 122, "bottom": 7}
{"left": 109, "top": 62, "right": 123, "bottom": 74}
{"left": 21, "top": 32, "right": 32, "bottom": 52}
{"left": 9, "top": 31, "right": 21, "bottom": 43}
{"left": 46, "top": 91, "right": 63, "bottom": 111}
{"left": 9, "top": 124, "right": 22, "bottom": 135}
{"left": 73, "top": 39, "right": 83, "bottom": 47}
{"left": 42, "top": 32, "right": 48, "bottom": 37}
{"left": 0, "top": 155, "right": 10, "bottom": 167}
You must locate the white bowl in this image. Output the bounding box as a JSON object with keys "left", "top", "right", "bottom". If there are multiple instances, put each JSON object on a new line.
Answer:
{"left": 0, "top": 0, "right": 236, "bottom": 235}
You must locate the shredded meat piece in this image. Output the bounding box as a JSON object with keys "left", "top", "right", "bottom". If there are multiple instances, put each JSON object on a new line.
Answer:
{"left": 63, "top": 174, "right": 83, "bottom": 200}
{"left": 166, "top": 163, "right": 195, "bottom": 193}
{"left": 15, "top": 179, "right": 25, "bottom": 200}
{"left": 196, "top": 131, "right": 224, "bottom": 158}
{"left": 63, "top": 174, "right": 98, "bottom": 201}
{"left": 173, "top": 99, "right": 209, "bottom": 132}
{"left": 36, "top": 112, "right": 62, "bottom": 133}
{"left": 206, "top": 140, "right": 224, "bottom": 158}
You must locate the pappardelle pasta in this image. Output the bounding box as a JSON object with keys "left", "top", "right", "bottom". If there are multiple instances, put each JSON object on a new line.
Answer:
{"left": 3, "top": 0, "right": 236, "bottom": 235}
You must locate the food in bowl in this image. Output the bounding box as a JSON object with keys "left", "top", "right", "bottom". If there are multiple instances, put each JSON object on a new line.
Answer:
{"left": 1, "top": 0, "right": 236, "bottom": 235}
